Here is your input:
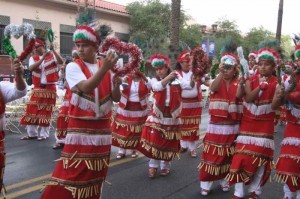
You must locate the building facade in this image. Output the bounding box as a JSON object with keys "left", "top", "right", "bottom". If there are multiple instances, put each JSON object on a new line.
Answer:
{"left": 0, "top": 0, "right": 130, "bottom": 57}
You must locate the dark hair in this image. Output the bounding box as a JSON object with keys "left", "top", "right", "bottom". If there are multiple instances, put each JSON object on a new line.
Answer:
{"left": 175, "top": 62, "right": 182, "bottom": 70}
{"left": 65, "top": 56, "right": 72, "bottom": 65}
{"left": 155, "top": 66, "right": 171, "bottom": 80}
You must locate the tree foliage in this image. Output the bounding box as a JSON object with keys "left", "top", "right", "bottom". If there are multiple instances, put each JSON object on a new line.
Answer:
{"left": 126, "top": 1, "right": 293, "bottom": 63}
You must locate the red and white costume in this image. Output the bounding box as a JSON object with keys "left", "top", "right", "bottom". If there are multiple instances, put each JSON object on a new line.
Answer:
{"left": 139, "top": 76, "right": 191, "bottom": 170}
{"left": 199, "top": 78, "right": 242, "bottom": 191}
{"left": 275, "top": 74, "right": 300, "bottom": 199}
{"left": 227, "top": 75, "right": 278, "bottom": 198}
{"left": 177, "top": 70, "right": 202, "bottom": 151}
{"left": 279, "top": 74, "right": 290, "bottom": 124}
{"left": 112, "top": 75, "right": 150, "bottom": 153}
{"left": 0, "top": 82, "right": 27, "bottom": 192}
{"left": 20, "top": 52, "right": 59, "bottom": 138}
{"left": 41, "top": 58, "right": 114, "bottom": 199}
{"left": 55, "top": 86, "right": 71, "bottom": 145}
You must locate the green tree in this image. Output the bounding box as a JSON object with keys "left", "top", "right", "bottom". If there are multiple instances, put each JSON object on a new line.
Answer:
{"left": 242, "top": 26, "right": 274, "bottom": 55}
{"left": 126, "top": 0, "right": 190, "bottom": 60}
{"left": 179, "top": 24, "right": 202, "bottom": 50}
{"left": 126, "top": 0, "right": 170, "bottom": 40}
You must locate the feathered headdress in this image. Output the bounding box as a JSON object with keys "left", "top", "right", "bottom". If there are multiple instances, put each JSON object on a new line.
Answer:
{"left": 248, "top": 50, "right": 257, "bottom": 59}
{"left": 257, "top": 48, "right": 279, "bottom": 65}
{"left": 237, "top": 46, "right": 249, "bottom": 79}
{"left": 150, "top": 54, "right": 170, "bottom": 68}
{"left": 74, "top": 7, "right": 100, "bottom": 46}
{"left": 294, "top": 45, "right": 300, "bottom": 60}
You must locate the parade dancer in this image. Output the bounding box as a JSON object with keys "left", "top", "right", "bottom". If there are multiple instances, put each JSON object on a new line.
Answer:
{"left": 139, "top": 54, "right": 193, "bottom": 178}
{"left": 52, "top": 58, "right": 72, "bottom": 149}
{"left": 20, "top": 39, "right": 63, "bottom": 140}
{"left": 279, "top": 62, "right": 294, "bottom": 126}
{"left": 0, "top": 60, "right": 27, "bottom": 195}
{"left": 199, "top": 52, "right": 243, "bottom": 196}
{"left": 112, "top": 68, "right": 150, "bottom": 159}
{"left": 274, "top": 45, "right": 300, "bottom": 199}
{"left": 228, "top": 48, "right": 280, "bottom": 199}
{"left": 176, "top": 50, "right": 203, "bottom": 158}
{"left": 248, "top": 51, "right": 258, "bottom": 76}
{"left": 41, "top": 25, "right": 120, "bottom": 199}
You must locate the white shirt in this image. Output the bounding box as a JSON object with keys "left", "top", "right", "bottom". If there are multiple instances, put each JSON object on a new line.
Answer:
{"left": 0, "top": 81, "right": 27, "bottom": 104}
{"left": 66, "top": 61, "right": 114, "bottom": 92}
{"left": 180, "top": 70, "right": 199, "bottom": 98}
{"left": 29, "top": 55, "right": 57, "bottom": 84}
{"left": 128, "top": 81, "right": 140, "bottom": 102}
{"left": 150, "top": 76, "right": 191, "bottom": 106}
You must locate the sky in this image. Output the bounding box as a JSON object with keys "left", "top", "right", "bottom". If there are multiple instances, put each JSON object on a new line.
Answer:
{"left": 108, "top": 0, "right": 299, "bottom": 36}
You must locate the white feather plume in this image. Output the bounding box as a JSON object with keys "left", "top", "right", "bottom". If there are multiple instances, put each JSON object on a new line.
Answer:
{"left": 237, "top": 46, "right": 249, "bottom": 79}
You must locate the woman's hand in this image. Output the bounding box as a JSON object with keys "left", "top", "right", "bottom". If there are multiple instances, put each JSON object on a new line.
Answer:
{"left": 219, "top": 62, "right": 225, "bottom": 74}
{"left": 12, "top": 59, "right": 24, "bottom": 75}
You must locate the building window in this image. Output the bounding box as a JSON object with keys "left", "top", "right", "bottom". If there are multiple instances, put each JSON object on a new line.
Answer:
{"left": 0, "top": 25, "right": 5, "bottom": 55}
{"left": 0, "top": 15, "right": 10, "bottom": 55}
{"left": 60, "top": 32, "right": 73, "bottom": 58}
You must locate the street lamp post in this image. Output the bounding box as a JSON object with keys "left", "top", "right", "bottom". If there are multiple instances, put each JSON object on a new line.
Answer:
{"left": 200, "top": 24, "right": 218, "bottom": 60}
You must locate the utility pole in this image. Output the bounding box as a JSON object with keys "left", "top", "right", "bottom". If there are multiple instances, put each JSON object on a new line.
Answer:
{"left": 276, "top": 0, "right": 284, "bottom": 44}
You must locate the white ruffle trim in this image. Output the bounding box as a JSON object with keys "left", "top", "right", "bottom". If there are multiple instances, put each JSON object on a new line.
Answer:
{"left": 236, "top": 135, "right": 274, "bottom": 149}
{"left": 291, "top": 107, "right": 300, "bottom": 118}
{"left": 32, "top": 71, "right": 41, "bottom": 78}
{"left": 65, "top": 134, "right": 112, "bottom": 146}
{"left": 70, "top": 94, "right": 112, "bottom": 117}
{"left": 281, "top": 137, "right": 300, "bottom": 146}
{"left": 171, "top": 104, "right": 182, "bottom": 118}
{"left": 243, "top": 102, "right": 274, "bottom": 116}
{"left": 228, "top": 104, "right": 243, "bottom": 113}
{"left": 45, "top": 67, "right": 59, "bottom": 75}
{"left": 182, "top": 101, "right": 203, "bottom": 109}
{"left": 209, "top": 101, "right": 228, "bottom": 110}
{"left": 146, "top": 115, "right": 182, "bottom": 125}
{"left": 117, "top": 108, "right": 148, "bottom": 117}
{"left": 43, "top": 59, "right": 55, "bottom": 68}
{"left": 207, "top": 123, "right": 240, "bottom": 135}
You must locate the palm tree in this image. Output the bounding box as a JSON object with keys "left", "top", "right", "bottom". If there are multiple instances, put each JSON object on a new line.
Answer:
{"left": 169, "top": 0, "right": 181, "bottom": 66}
{"left": 276, "top": 0, "right": 283, "bottom": 44}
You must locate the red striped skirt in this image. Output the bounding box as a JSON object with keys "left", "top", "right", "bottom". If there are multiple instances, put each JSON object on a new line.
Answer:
{"left": 227, "top": 117, "right": 274, "bottom": 186}
{"left": 180, "top": 97, "right": 202, "bottom": 141}
{"left": 275, "top": 122, "right": 300, "bottom": 192}
{"left": 112, "top": 101, "right": 148, "bottom": 149}
{"left": 56, "top": 103, "right": 69, "bottom": 141}
{"left": 41, "top": 117, "right": 112, "bottom": 199}
{"left": 199, "top": 123, "right": 239, "bottom": 181}
{"left": 20, "top": 85, "right": 56, "bottom": 127}
{"left": 138, "top": 107, "right": 181, "bottom": 161}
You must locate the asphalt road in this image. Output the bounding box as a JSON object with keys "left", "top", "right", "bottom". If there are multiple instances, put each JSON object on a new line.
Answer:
{"left": 1, "top": 110, "right": 286, "bottom": 199}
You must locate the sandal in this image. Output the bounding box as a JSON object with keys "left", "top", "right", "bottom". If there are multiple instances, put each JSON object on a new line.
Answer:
{"left": 20, "top": 136, "right": 38, "bottom": 140}
{"left": 116, "top": 153, "right": 125, "bottom": 159}
{"left": 52, "top": 143, "right": 64, "bottom": 149}
{"left": 37, "top": 136, "right": 48, "bottom": 141}
{"left": 201, "top": 189, "right": 210, "bottom": 196}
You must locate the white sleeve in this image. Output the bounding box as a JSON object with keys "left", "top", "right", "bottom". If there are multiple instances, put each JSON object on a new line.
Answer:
{"left": 151, "top": 78, "right": 164, "bottom": 91}
{"left": 145, "top": 77, "right": 152, "bottom": 90}
{"left": 110, "top": 71, "right": 115, "bottom": 92}
{"left": 0, "top": 82, "right": 27, "bottom": 104}
{"left": 28, "top": 57, "right": 35, "bottom": 66}
{"left": 66, "top": 62, "right": 88, "bottom": 90}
